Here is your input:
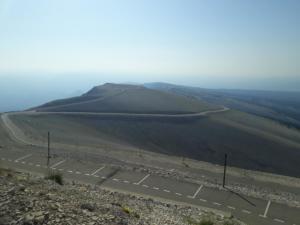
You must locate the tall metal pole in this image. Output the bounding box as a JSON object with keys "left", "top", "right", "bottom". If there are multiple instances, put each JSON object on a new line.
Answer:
{"left": 47, "top": 131, "right": 50, "bottom": 167}
{"left": 223, "top": 153, "right": 227, "bottom": 188}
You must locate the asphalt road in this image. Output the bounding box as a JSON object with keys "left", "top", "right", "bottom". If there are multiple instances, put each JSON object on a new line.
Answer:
{"left": 0, "top": 148, "right": 299, "bottom": 225}
{"left": 1, "top": 110, "right": 300, "bottom": 225}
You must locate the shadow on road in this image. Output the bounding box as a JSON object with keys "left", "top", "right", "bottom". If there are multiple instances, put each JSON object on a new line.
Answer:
{"left": 96, "top": 167, "right": 121, "bottom": 186}
{"left": 224, "top": 186, "right": 256, "bottom": 207}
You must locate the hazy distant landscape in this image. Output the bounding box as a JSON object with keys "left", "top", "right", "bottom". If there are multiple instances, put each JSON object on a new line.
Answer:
{"left": 8, "top": 83, "right": 300, "bottom": 177}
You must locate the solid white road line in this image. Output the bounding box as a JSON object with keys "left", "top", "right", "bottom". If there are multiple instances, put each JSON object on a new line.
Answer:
{"left": 50, "top": 160, "right": 66, "bottom": 169}
{"left": 262, "top": 200, "right": 271, "bottom": 218}
{"left": 135, "top": 174, "right": 150, "bottom": 185}
{"left": 15, "top": 154, "right": 32, "bottom": 162}
{"left": 189, "top": 185, "right": 203, "bottom": 199}
{"left": 91, "top": 166, "right": 105, "bottom": 176}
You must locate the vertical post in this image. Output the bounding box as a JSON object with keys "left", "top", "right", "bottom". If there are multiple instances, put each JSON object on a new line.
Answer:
{"left": 223, "top": 153, "right": 227, "bottom": 188}
{"left": 47, "top": 131, "right": 50, "bottom": 167}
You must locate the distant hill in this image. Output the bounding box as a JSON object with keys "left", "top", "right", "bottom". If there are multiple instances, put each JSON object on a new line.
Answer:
{"left": 145, "top": 82, "right": 300, "bottom": 129}
{"left": 34, "top": 83, "right": 219, "bottom": 114}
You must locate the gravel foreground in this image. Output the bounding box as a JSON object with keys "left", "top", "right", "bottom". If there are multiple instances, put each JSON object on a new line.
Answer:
{"left": 0, "top": 168, "right": 246, "bottom": 225}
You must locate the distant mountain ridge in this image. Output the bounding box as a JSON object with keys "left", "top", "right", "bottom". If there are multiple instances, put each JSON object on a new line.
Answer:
{"left": 34, "top": 83, "right": 219, "bottom": 114}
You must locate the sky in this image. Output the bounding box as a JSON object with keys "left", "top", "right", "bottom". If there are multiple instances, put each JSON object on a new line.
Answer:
{"left": 0, "top": 0, "right": 300, "bottom": 111}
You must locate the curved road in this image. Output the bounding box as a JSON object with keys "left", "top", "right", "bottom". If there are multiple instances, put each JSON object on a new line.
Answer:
{"left": 1, "top": 107, "right": 229, "bottom": 146}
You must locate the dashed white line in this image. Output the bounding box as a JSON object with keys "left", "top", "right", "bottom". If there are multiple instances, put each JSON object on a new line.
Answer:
{"left": 35, "top": 164, "right": 40, "bottom": 167}
{"left": 274, "top": 218, "right": 285, "bottom": 223}
{"left": 227, "top": 206, "right": 236, "bottom": 210}
{"left": 94, "top": 175, "right": 99, "bottom": 178}
{"left": 68, "top": 170, "right": 73, "bottom": 173}
{"left": 15, "top": 154, "right": 32, "bottom": 162}
{"left": 199, "top": 198, "right": 207, "bottom": 202}
{"left": 113, "top": 178, "right": 119, "bottom": 182}
{"left": 213, "top": 202, "right": 222, "bottom": 206}
{"left": 21, "top": 162, "right": 26, "bottom": 164}
{"left": 163, "top": 189, "right": 170, "bottom": 193}
{"left": 135, "top": 174, "right": 150, "bottom": 185}
{"left": 91, "top": 166, "right": 105, "bottom": 176}
{"left": 123, "top": 180, "right": 130, "bottom": 184}
{"left": 58, "top": 169, "right": 64, "bottom": 171}
{"left": 85, "top": 173, "right": 90, "bottom": 176}
{"left": 50, "top": 160, "right": 66, "bottom": 169}
{"left": 75, "top": 171, "right": 82, "bottom": 175}
{"left": 142, "top": 184, "right": 149, "bottom": 188}
{"left": 101, "top": 176, "right": 106, "bottom": 179}
{"left": 175, "top": 193, "right": 182, "bottom": 196}
{"left": 153, "top": 187, "right": 159, "bottom": 190}
{"left": 1, "top": 157, "right": 5, "bottom": 160}
{"left": 242, "top": 209, "right": 251, "bottom": 214}
{"left": 8, "top": 159, "right": 12, "bottom": 162}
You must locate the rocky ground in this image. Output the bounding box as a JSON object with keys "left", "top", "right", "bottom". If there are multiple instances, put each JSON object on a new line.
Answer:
{"left": 0, "top": 168, "right": 245, "bottom": 225}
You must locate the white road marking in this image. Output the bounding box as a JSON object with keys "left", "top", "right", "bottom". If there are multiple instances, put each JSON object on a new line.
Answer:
{"left": 135, "top": 174, "right": 150, "bottom": 185}
{"left": 153, "top": 187, "right": 159, "bottom": 190}
{"left": 58, "top": 168, "right": 64, "bottom": 171}
{"left": 163, "top": 189, "right": 170, "bottom": 193}
{"left": 15, "top": 154, "right": 32, "bottom": 162}
{"left": 142, "top": 184, "right": 149, "bottom": 188}
{"left": 91, "top": 166, "right": 105, "bottom": 176}
{"left": 94, "top": 175, "right": 99, "bottom": 178}
{"left": 175, "top": 193, "right": 182, "bottom": 196}
{"left": 8, "top": 159, "right": 12, "bottom": 162}
{"left": 21, "top": 162, "right": 26, "bottom": 164}
{"left": 1, "top": 158, "right": 5, "bottom": 160}
{"left": 227, "top": 206, "right": 236, "bottom": 210}
{"left": 68, "top": 170, "right": 73, "bottom": 173}
{"left": 188, "top": 185, "right": 203, "bottom": 199}
{"left": 85, "top": 173, "right": 90, "bottom": 176}
{"left": 75, "top": 171, "right": 81, "bottom": 175}
{"left": 50, "top": 160, "right": 66, "bottom": 169}
{"left": 101, "top": 176, "right": 106, "bottom": 179}
{"left": 262, "top": 200, "right": 271, "bottom": 218}
{"left": 123, "top": 180, "right": 130, "bottom": 184}
{"left": 213, "top": 202, "right": 221, "bottom": 206}
{"left": 36, "top": 164, "right": 40, "bottom": 167}
{"left": 199, "top": 198, "right": 207, "bottom": 202}
{"left": 113, "top": 178, "right": 119, "bottom": 182}
{"left": 274, "top": 218, "right": 285, "bottom": 223}
{"left": 242, "top": 210, "right": 251, "bottom": 214}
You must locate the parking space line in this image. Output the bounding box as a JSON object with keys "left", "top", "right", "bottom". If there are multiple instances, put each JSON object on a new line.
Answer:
{"left": 50, "top": 160, "right": 66, "bottom": 169}
{"left": 134, "top": 174, "right": 150, "bottom": 185}
{"left": 15, "top": 154, "right": 32, "bottom": 162}
{"left": 91, "top": 166, "right": 105, "bottom": 176}
{"left": 261, "top": 200, "right": 271, "bottom": 218}
{"left": 188, "top": 185, "right": 203, "bottom": 199}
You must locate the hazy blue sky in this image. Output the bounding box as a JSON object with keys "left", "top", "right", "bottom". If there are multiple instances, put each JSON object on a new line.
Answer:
{"left": 0, "top": 0, "right": 299, "bottom": 93}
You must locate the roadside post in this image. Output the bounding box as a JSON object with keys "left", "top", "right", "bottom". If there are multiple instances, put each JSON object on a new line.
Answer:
{"left": 223, "top": 153, "right": 227, "bottom": 188}
{"left": 47, "top": 131, "right": 50, "bottom": 167}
